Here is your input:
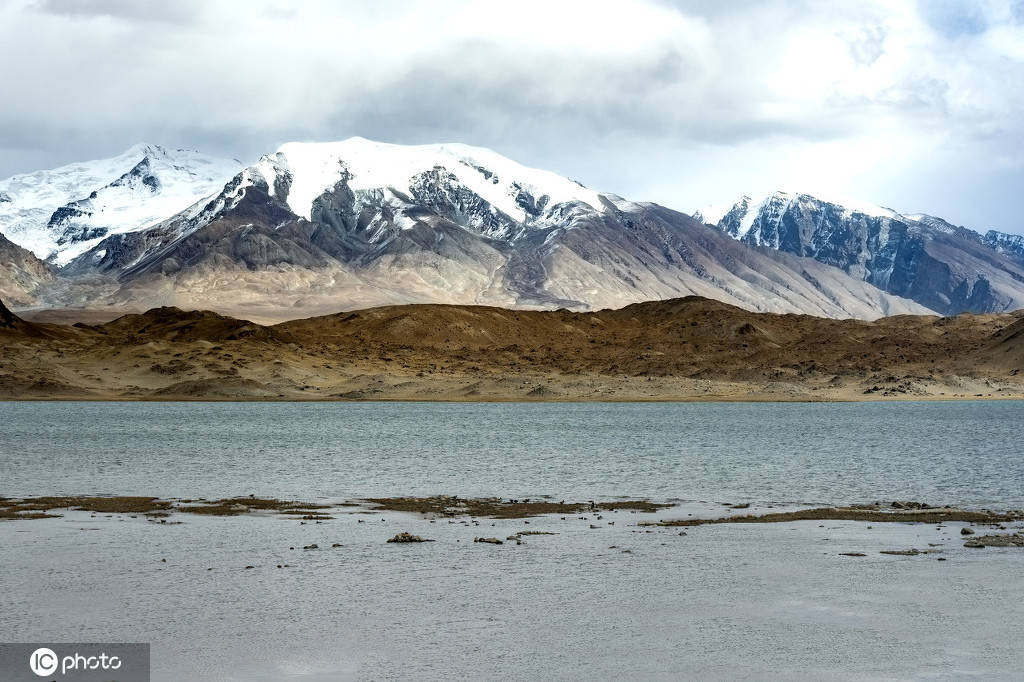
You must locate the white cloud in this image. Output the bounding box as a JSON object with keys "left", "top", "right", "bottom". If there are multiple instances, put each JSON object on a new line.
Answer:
{"left": 0, "top": 0, "right": 1022, "bottom": 233}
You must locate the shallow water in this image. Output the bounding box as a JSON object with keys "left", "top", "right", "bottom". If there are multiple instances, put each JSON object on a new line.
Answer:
{"left": 1, "top": 400, "right": 1023, "bottom": 506}
{"left": 2, "top": 401, "right": 1023, "bottom": 681}
{"left": 3, "top": 505, "right": 1023, "bottom": 681}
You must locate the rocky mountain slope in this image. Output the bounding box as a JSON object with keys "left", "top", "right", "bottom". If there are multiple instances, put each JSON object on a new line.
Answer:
{"left": 985, "top": 230, "right": 1024, "bottom": 266}
{"left": 695, "top": 192, "right": 1024, "bottom": 315}
{"left": 0, "top": 232, "right": 53, "bottom": 306}
{"left": 0, "top": 295, "right": 1020, "bottom": 401}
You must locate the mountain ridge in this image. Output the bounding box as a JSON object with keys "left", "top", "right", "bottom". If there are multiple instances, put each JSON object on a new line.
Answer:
{"left": 696, "top": 190, "right": 1024, "bottom": 315}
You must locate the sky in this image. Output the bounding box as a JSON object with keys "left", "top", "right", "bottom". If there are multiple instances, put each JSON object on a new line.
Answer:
{"left": 1, "top": 0, "right": 1023, "bottom": 234}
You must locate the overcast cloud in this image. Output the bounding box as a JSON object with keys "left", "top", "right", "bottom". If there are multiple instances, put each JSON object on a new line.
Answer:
{"left": 2, "top": 0, "right": 1023, "bottom": 233}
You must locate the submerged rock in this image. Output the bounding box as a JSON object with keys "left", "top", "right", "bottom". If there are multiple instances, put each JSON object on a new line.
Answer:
{"left": 474, "top": 537, "right": 503, "bottom": 545}
{"left": 386, "top": 532, "right": 433, "bottom": 543}
{"left": 963, "top": 533, "right": 1024, "bottom": 548}
{"left": 891, "top": 501, "right": 931, "bottom": 510}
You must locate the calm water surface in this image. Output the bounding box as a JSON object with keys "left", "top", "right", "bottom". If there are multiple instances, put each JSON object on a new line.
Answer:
{"left": 1, "top": 400, "right": 1022, "bottom": 506}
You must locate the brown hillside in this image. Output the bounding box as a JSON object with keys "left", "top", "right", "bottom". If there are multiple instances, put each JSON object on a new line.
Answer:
{"left": 970, "top": 316, "right": 1024, "bottom": 373}
{"left": 91, "top": 307, "right": 278, "bottom": 343}
{"left": 0, "top": 297, "right": 1021, "bottom": 401}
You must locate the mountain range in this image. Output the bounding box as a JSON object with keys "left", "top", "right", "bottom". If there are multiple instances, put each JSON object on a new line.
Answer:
{"left": 1, "top": 139, "right": 1021, "bottom": 322}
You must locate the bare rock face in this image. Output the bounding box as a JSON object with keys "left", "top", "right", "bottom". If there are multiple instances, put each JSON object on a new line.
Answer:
{"left": 0, "top": 233, "right": 52, "bottom": 306}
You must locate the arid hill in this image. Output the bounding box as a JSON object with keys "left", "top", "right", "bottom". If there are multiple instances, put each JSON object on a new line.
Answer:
{"left": 0, "top": 296, "right": 1021, "bottom": 401}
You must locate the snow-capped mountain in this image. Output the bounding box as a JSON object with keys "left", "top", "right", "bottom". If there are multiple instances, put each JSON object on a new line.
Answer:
{"left": 0, "top": 140, "right": 953, "bottom": 321}
{"left": 695, "top": 191, "right": 1024, "bottom": 315}
{"left": 250, "top": 138, "right": 606, "bottom": 235}
{"left": 0, "top": 144, "right": 242, "bottom": 265}
{"left": 50, "top": 138, "right": 931, "bottom": 321}
{"left": 66, "top": 138, "right": 612, "bottom": 276}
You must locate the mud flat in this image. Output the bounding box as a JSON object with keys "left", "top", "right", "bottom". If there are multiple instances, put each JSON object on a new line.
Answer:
{"left": 5, "top": 495, "right": 1023, "bottom": 556}
{"left": 0, "top": 495, "right": 673, "bottom": 521}
{"left": 639, "top": 502, "right": 1024, "bottom": 527}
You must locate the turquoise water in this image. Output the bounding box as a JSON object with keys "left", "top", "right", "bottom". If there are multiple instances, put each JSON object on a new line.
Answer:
{"left": 1, "top": 400, "right": 1022, "bottom": 506}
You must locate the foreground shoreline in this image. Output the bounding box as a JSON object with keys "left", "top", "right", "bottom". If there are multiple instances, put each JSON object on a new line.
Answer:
{"left": 3, "top": 392, "right": 1024, "bottom": 403}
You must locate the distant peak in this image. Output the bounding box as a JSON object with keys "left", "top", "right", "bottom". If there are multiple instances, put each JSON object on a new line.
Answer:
{"left": 125, "top": 142, "right": 165, "bottom": 157}
{"left": 122, "top": 143, "right": 215, "bottom": 162}
{"left": 274, "top": 136, "right": 502, "bottom": 158}
{"left": 728, "top": 190, "right": 899, "bottom": 220}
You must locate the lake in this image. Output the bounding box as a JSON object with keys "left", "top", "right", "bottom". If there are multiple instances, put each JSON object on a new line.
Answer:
{"left": 1, "top": 401, "right": 1023, "bottom": 681}
{"left": 1, "top": 400, "right": 1022, "bottom": 506}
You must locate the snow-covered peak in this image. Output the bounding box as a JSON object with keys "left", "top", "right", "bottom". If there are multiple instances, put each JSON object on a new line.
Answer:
{"left": 698, "top": 190, "right": 914, "bottom": 243}
{"left": 0, "top": 145, "right": 242, "bottom": 264}
{"left": 705, "top": 191, "right": 899, "bottom": 227}
{"left": 249, "top": 137, "right": 605, "bottom": 223}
